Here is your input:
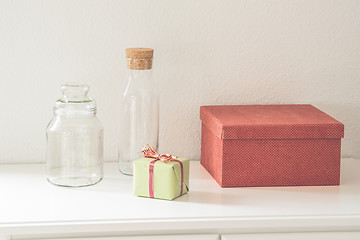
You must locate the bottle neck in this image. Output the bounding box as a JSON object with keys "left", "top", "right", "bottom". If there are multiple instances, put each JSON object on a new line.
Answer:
{"left": 127, "top": 68, "right": 154, "bottom": 89}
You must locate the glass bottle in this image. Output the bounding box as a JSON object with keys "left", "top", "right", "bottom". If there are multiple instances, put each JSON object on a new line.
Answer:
{"left": 119, "top": 48, "right": 159, "bottom": 175}
{"left": 46, "top": 84, "right": 104, "bottom": 187}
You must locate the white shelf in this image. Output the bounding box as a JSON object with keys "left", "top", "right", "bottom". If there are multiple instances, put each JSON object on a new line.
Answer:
{"left": 1, "top": 158, "right": 360, "bottom": 238}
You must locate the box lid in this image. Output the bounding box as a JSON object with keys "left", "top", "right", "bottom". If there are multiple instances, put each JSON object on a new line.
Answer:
{"left": 200, "top": 104, "right": 344, "bottom": 140}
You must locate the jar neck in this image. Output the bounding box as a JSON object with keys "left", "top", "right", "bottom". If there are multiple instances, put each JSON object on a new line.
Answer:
{"left": 54, "top": 84, "right": 97, "bottom": 114}
{"left": 54, "top": 108, "right": 97, "bottom": 116}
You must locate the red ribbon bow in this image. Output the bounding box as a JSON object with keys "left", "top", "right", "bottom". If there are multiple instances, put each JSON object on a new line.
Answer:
{"left": 141, "top": 145, "right": 184, "bottom": 198}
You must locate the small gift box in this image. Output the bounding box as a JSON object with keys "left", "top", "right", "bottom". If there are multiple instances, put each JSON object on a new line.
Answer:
{"left": 133, "top": 146, "right": 190, "bottom": 200}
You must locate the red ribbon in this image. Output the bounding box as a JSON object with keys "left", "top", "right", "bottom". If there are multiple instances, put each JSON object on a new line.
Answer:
{"left": 141, "top": 145, "right": 184, "bottom": 198}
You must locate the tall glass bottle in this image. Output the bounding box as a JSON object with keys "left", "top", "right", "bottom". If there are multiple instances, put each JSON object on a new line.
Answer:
{"left": 46, "top": 84, "right": 104, "bottom": 187}
{"left": 119, "top": 48, "right": 159, "bottom": 175}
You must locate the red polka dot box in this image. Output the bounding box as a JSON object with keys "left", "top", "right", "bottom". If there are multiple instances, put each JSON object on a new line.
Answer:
{"left": 200, "top": 104, "right": 344, "bottom": 188}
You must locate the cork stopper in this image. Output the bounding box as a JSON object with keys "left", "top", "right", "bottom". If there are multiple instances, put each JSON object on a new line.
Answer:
{"left": 126, "top": 48, "right": 154, "bottom": 70}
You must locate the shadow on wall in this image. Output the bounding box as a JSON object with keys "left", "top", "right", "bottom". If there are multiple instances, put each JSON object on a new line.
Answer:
{"left": 315, "top": 103, "right": 360, "bottom": 159}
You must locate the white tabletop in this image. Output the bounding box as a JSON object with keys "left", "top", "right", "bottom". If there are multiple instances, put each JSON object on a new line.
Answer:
{"left": 1, "top": 159, "right": 360, "bottom": 236}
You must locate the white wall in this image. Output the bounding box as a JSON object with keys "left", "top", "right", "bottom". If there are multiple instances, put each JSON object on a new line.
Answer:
{"left": 0, "top": 0, "right": 359, "bottom": 163}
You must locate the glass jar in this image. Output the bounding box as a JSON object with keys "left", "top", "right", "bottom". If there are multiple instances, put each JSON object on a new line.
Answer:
{"left": 118, "top": 48, "right": 159, "bottom": 175}
{"left": 46, "top": 84, "right": 104, "bottom": 187}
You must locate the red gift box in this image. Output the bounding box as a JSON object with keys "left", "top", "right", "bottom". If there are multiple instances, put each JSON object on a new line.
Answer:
{"left": 200, "top": 104, "right": 344, "bottom": 187}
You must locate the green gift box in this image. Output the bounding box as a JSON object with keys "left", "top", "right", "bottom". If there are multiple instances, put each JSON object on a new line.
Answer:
{"left": 133, "top": 157, "right": 190, "bottom": 200}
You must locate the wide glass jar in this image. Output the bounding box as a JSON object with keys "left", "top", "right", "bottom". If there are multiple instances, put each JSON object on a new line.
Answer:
{"left": 46, "top": 84, "right": 104, "bottom": 187}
